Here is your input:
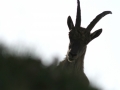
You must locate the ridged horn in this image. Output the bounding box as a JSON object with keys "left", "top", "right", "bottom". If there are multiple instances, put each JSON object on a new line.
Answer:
{"left": 86, "top": 11, "right": 112, "bottom": 32}
{"left": 75, "top": 0, "right": 81, "bottom": 28}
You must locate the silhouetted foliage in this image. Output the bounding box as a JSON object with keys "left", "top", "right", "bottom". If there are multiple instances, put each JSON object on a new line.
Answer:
{"left": 0, "top": 44, "right": 99, "bottom": 90}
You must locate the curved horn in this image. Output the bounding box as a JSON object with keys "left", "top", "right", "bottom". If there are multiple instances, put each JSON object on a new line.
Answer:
{"left": 75, "top": 0, "right": 81, "bottom": 28}
{"left": 86, "top": 11, "right": 112, "bottom": 32}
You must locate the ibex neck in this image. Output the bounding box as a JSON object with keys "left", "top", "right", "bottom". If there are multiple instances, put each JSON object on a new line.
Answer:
{"left": 58, "top": 46, "right": 89, "bottom": 86}
{"left": 75, "top": 46, "right": 87, "bottom": 71}
{"left": 59, "top": 46, "right": 87, "bottom": 72}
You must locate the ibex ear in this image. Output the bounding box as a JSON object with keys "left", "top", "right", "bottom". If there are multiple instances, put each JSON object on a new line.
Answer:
{"left": 67, "top": 16, "right": 74, "bottom": 31}
{"left": 91, "top": 29, "right": 102, "bottom": 40}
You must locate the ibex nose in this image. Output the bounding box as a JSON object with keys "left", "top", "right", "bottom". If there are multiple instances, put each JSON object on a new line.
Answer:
{"left": 70, "top": 52, "right": 77, "bottom": 57}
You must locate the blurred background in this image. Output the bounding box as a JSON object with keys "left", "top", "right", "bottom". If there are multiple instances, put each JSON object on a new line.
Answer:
{"left": 0, "top": 0, "right": 119, "bottom": 89}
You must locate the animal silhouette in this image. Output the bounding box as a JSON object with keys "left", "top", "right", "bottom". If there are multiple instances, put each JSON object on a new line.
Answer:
{"left": 59, "top": 0, "right": 112, "bottom": 86}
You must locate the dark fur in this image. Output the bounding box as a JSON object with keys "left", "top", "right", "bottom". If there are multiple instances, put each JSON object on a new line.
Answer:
{"left": 59, "top": 0, "right": 112, "bottom": 87}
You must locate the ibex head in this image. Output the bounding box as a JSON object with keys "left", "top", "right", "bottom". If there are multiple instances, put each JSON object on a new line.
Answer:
{"left": 67, "top": 0, "right": 112, "bottom": 62}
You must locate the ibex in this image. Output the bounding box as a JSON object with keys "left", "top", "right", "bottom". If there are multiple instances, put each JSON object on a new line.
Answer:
{"left": 59, "top": 0, "right": 112, "bottom": 86}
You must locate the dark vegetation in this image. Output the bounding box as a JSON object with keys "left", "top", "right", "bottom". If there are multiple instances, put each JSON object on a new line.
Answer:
{"left": 0, "top": 44, "right": 99, "bottom": 90}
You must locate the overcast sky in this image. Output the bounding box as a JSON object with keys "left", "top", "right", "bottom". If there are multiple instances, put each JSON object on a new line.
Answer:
{"left": 0, "top": 0, "right": 119, "bottom": 89}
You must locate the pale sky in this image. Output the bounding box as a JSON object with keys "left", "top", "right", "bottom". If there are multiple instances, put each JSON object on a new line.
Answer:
{"left": 0, "top": 0, "right": 119, "bottom": 89}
